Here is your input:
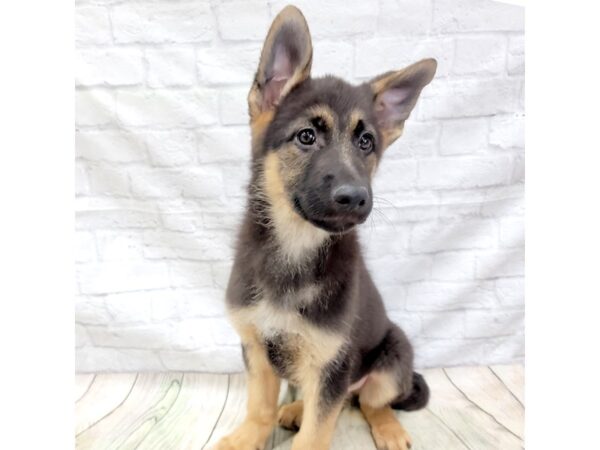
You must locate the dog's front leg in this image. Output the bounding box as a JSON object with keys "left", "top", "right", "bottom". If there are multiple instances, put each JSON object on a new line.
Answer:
{"left": 214, "top": 326, "right": 280, "bottom": 450}
{"left": 290, "top": 365, "right": 348, "bottom": 450}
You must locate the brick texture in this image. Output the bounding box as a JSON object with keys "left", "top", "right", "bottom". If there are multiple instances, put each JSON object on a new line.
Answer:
{"left": 75, "top": 0, "right": 524, "bottom": 372}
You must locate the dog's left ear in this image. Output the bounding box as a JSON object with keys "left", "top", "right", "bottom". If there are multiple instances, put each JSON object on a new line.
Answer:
{"left": 248, "top": 5, "right": 313, "bottom": 119}
{"left": 370, "top": 58, "right": 437, "bottom": 148}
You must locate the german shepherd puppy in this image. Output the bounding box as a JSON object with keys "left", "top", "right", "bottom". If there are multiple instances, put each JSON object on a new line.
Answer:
{"left": 214, "top": 6, "right": 436, "bottom": 450}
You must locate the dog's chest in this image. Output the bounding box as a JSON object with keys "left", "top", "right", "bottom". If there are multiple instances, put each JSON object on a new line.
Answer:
{"left": 235, "top": 296, "right": 345, "bottom": 383}
{"left": 262, "top": 331, "right": 298, "bottom": 379}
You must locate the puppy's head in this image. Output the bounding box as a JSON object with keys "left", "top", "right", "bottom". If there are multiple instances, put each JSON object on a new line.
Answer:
{"left": 249, "top": 6, "right": 436, "bottom": 234}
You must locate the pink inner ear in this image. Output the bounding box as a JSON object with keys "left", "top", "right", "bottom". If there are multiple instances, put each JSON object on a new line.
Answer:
{"left": 264, "top": 78, "right": 288, "bottom": 108}
{"left": 272, "top": 45, "right": 294, "bottom": 81}
{"left": 377, "top": 87, "right": 413, "bottom": 125}
{"left": 263, "top": 45, "right": 293, "bottom": 109}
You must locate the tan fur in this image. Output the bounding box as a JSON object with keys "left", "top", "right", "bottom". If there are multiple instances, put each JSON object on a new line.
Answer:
{"left": 359, "top": 370, "right": 401, "bottom": 409}
{"left": 262, "top": 152, "right": 329, "bottom": 262}
{"left": 291, "top": 373, "right": 345, "bottom": 450}
{"left": 381, "top": 126, "right": 404, "bottom": 151}
{"left": 360, "top": 404, "right": 412, "bottom": 450}
{"left": 229, "top": 299, "right": 346, "bottom": 386}
{"left": 307, "top": 104, "right": 336, "bottom": 129}
{"left": 277, "top": 143, "right": 310, "bottom": 186}
{"left": 370, "top": 158, "right": 380, "bottom": 178}
{"left": 228, "top": 290, "right": 347, "bottom": 450}
{"left": 370, "top": 76, "right": 393, "bottom": 101}
{"left": 214, "top": 325, "right": 280, "bottom": 450}
{"left": 278, "top": 399, "right": 304, "bottom": 430}
{"left": 248, "top": 83, "right": 264, "bottom": 122}
{"left": 346, "top": 110, "right": 362, "bottom": 134}
{"left": 278, "top": 62, "right": 311, "bottom": 102}
{"left": 249, "top": 109, "right": 275, "bottom": 155}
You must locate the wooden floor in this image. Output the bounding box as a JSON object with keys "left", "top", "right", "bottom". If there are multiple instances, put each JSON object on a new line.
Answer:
{"left": 75, "top": 365, "right": 524, "bottom": 450}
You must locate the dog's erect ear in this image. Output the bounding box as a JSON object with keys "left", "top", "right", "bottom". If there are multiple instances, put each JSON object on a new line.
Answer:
{"left": 248, "top": 5, "right": 312, "bottom": 119}
{"left": 370, "top": 58, "right": 437, "bottom": 148}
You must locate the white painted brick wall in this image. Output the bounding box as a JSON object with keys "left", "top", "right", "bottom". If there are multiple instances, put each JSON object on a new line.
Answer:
{"left": 75, "top": 0, "right": 524, "bottom": 372}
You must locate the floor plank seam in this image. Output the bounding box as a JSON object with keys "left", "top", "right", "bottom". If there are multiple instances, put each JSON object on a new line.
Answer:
{"left": 76, "top": 373, "right": 139, "bottom": 438}
{"left": 74, "top": 366, "right": 524, "bottom": 449}
{"left": 425, "top": 407, "right": 472, "bottom": 450}
{"left": 133, "top": 375, "right": 185, "bottom": 450}
{"left": 201, "top": 374, "right": 231, "bottom": 450}
{"left": 441, "top": 368, "right": 523, "bottom": 442}
{"left": 76, "top": 374, "right": 96, "bottom": 404}
{"left": 488, "top": 366, "right": 525, "bottom": 408}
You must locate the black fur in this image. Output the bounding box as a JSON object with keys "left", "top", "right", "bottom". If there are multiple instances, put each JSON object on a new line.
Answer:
{"left": 225, "top": 5, "right": 435, "bottom": 420}
{"left": 391, "top": 372, "right": 431, "bottom": 411}
{"left": 263, "top": 334, "right": 294, "bottom": 378}
{"left": 320, "top": 349, "right": 352, "bottom": 415}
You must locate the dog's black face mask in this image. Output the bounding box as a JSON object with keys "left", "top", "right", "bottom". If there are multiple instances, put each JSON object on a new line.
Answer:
{"left": 248, "top": 6, "right": 436, "bottom": 235}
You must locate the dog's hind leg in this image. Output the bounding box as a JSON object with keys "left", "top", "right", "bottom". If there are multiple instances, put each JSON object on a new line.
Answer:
{"left": 359, "top": 368, "right": 414, "bottom": 450}
{"left": 360, "top": 402, "right": 412, "bottom": 450}
{"left": 357, "top": 325, "right": 428, "bottom": 450}
{"left": 214, "top": 326, "right": 281, "bottom": 450}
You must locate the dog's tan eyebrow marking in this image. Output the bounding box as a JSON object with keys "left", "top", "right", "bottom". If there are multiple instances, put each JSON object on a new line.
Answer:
{"left": 353, "top": 119, "right": 365, "bottom": 136}
{"left": 347, "top": 109, "right": 377, "bottom": 148}
{"left": 347, "top": 110, "right": 365, "bottom": 135}
{"left": 311, "top": 116, "right": 328, "bottom": 132}
{"left": 306, "top": 105, "right": 336, "bottom": 131}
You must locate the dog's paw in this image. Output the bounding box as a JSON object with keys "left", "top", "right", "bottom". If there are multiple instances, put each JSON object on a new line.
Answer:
{"left": 371, "top": 422, "right": 412, "bottom": 450}
{"left": 212, "top": 421, "right": 270, "bottom": 450}
{"left": 277, "top": 400, "right": 304, "bottom": 431}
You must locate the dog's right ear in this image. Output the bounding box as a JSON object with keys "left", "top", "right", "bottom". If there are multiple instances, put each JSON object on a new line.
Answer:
{"left": 248, "top": 5, "right": 312, "bottom": 119}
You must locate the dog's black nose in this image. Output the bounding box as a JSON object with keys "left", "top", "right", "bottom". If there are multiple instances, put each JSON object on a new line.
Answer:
{"left": 332, "top": 184, "right": 370, "bottom": 212}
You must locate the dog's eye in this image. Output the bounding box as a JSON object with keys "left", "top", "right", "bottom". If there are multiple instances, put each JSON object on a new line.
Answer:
{"left": 358, "top": 133, "right": 374, "bottom": 153}
{"left": 296, "top": 128, "right": 316, "bottom": 146}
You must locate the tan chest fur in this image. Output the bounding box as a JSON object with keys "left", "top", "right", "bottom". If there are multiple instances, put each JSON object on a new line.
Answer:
{"left": 229, "top": 295, "right": 346, "bottom": 385}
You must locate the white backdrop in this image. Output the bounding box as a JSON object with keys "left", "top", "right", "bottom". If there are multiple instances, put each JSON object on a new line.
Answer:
{"left": 75, "top": 0, "right": 524, "bottom": 372}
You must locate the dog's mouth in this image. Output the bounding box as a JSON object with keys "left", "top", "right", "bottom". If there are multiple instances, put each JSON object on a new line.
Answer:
{"left": 311, "top": 217, "right": 361, "bottom": 233}
{"left": 293, "top": 196, "right": 368, "bottom": 234}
